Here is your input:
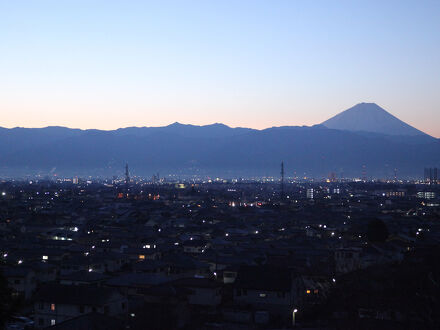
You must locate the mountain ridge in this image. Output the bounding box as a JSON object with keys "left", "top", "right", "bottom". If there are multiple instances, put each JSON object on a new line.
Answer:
{"left": 0, "top": 103, "right": 431, "bottom": 137}
{"left": 0, "top": 103, "right": 438, "bottom": 178}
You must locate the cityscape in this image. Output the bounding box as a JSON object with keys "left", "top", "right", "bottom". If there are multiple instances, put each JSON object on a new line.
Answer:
{"left": 0, "top": 165, "right": 439, "bottom": 329}
{"left": 1, "top": 1, "right": 440, "bottom": 329}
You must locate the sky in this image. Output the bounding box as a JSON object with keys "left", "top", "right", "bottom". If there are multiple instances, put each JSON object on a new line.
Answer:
{"left": 0, "top": 0, "right": 439, "bottom": 137}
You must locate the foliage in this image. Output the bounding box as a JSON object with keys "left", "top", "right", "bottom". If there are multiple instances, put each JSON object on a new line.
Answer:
{"left": 367, "top": 219, "right": 389, "bottom": 242}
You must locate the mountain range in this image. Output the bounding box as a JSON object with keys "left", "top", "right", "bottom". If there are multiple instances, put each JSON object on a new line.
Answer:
{"left": 0, "top": 103, "right": 438, "bottom": 178}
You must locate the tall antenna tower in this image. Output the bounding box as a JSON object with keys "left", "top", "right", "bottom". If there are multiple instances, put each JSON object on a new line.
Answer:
{"left": 280, "top": 161, "right": 285, "bottom": 201}
{"left": 125, "top": 163, "right": 130, "bottom": 186}
{"left": 362, "top": 165, "right": 367, "bottom": 182}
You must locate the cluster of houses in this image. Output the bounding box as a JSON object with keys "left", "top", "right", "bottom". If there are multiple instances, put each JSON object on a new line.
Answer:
{"left": 0, "top": 179, "right": 439, "bottom": 328}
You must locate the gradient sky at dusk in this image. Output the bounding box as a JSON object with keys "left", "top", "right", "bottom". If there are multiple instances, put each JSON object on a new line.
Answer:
{"left": 1, "top": 0, "right": 439, "bottom": 137}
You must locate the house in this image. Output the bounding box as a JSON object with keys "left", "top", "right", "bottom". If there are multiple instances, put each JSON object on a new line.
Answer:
{"left": 43, "top": 312, "right": 124, "bottom": 330}
{"left": 222, "top": 267, "right": 239, "bottom": 284}
{"left": 182, "top": 240, "right": 209, "bottom": 254}
{"left": 131, "top": 285, "right": 191, "bottom": 329}
{"left": 233, "top": 266, "right": 297, "bottom": 319}
{"left": 123, "top": 247, "right": 159, "bottom": 261}
{"left": 132, "top": 260, "right": 168, "bottom": 274}
{"left": 33, "top": 283, "right": 127, "bottom": 328}
{"left": 28, "top": 261, "right": 58, "bottom": 284}
{"left": 169, "top": 277, "right": 222, "bottom": 306}
{"left": 335, "top": 248, "right": 362, "bottom": 274}
{"left": 58, "top": 271, "right": 110, "bottom": 286}
{"left": 1, "top": 266, "right": 36, "bottom": 299}
{"left": 106, "top": 273, "right": 169, "bottom": 295}
{"left": 162, "top": 253, "right": 211, "bottom": 278}
{"left": 296, "top": 275, "right": 332, "bottom": 308}
{"left": 60, "top": 253, "right": 126, "bottom": 275}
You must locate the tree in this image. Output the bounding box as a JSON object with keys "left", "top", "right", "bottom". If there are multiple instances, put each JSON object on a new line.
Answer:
{"left": 366, "top": 219, "right": 389, "bottom": 242}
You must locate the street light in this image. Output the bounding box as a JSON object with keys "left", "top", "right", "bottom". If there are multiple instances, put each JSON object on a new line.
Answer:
{"left": 292, "top": 308, "right": 298, "bottom": 327}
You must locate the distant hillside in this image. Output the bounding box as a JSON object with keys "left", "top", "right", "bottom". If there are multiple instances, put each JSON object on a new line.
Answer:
{"left": 115, "top": 122, "right": 254, "bottom": 138}
{"left": 322, "top": 103, "right": 428, "bottom": 137}
{"left": 0, "top": 105, "right": 439, "bottom": 178}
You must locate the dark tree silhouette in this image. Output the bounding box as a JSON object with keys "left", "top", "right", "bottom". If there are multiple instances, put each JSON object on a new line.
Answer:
{"left": 366, "top": 219, "right": 389, "bottom": 242}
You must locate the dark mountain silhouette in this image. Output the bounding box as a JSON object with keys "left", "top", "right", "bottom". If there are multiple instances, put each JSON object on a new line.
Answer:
{"left": 322, "top": 103, "right": 427, "bottom": 137}
{"left": 115, "top": 122, "right": 253, "bottom": 138}
{"left": 0, "top": 104, "right": 438, "bottom": 178}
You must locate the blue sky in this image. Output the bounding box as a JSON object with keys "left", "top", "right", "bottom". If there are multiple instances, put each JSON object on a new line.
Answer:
{"left": 1, "top": 0, "right": 439, "bottom": 136}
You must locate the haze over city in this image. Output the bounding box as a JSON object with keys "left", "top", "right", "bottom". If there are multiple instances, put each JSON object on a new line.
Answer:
{"left": 1, "top": 0, "right": 439, "bottom": 137}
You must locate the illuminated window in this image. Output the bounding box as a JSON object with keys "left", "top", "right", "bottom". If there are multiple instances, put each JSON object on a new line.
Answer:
{"left": 50, "top": 303, "right": 56, "bottom": 311}
{"left": 306, "top": 290, "right": 311, "bottom": 294}
{"left": 42, "top": 255, "right": 48, "bottom": 260}
{"left": 51, "top": 319, "right": 56, "bottom": 326}
{"left": 259, "top": 293, "right": 267, "bottom": 298}
{"left": 139, "top": 255, "right": 145, "bottom": 260}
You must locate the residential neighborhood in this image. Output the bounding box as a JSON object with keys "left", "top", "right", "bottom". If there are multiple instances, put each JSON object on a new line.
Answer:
{"left": 0, "top": 176, "right": 439, "bottom": 329}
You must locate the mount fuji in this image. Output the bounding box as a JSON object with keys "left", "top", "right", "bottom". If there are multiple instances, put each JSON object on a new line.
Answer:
{"left": 322, "top": 103, "right": 428, "bottom": 137}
